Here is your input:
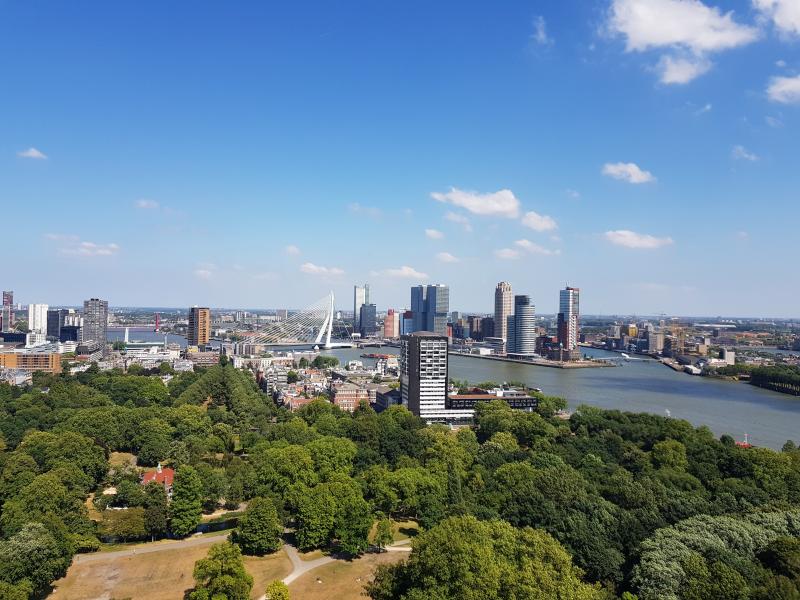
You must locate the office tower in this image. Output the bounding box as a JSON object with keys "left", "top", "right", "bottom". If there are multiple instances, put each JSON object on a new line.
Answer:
{"left": 47, "top": 309, "right": 66, "bottom": 339}
{"left": 353, "top": 284, "right": 369, "bottom": 333}
{"left": 557, "top": 287, "right": 580, "bottom": 351}
{"left": 2, "top": 291, "right": 12, "bottom": 307}
{"left": 481, "top": 316, "right": 495, "bottom": 338}
{"left": 83, "top": 298, "right": 109, "bottom": 349}
{"left": 509, "top": 295, "right": 536, "bottom": 355}
{"left": 425, "top": 284, "right": 449, "bottom": 335}
{"left": 359, "top": 303, "right": 377, "bottom": 338}
{"left": 401, "top": 310, "right": 414, "bottom": 335}
{"left": 27, "top": 303, "right": 49, "bottom": 335}
{"left": 2, "top": 291, "right": 12, "bottom": 331}
{"left": 188, "top": 306, "right": 211, "bottom": 347}
{"left": 410, "top": 284, "right": 449, "bottom": 336}
{"left": 494, "top": 282, "right": 513, "bottom": 352}
{"left": 400, "top": 332, "right": 449, "bottom": 422}
{"left": 383, "top": 309, "right": 400, "bottom": 338}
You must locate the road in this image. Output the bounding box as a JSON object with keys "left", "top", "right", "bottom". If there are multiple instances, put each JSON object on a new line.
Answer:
{"left": 73, "top": 531, "right": 230, "bottom": 564}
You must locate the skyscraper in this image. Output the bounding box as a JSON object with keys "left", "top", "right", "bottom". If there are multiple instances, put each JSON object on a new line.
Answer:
{"left": 47, "top": 309, "right": 67, "bottom": 339}
{"left": 359, "top": 303, "right": 377, "bottom": 338}
{"left": 83, "top": 298, "right": 109, "bottom": 349}
{"left": 494, "top": 282, "right": 513, "bottom": 353}
{"left": 353, "top": 284, "right": 369, "bottom": 333}
{"left": 400, "top": 332, "right": 449, "bottom": 423}
{"left": 509, "top": 295, "right": 536, "bottom": 356}
{"left": 557, "top": 286, "right": 580, "bottom": 351}
{"left": 383, "top": 309, "right": 400, "bottom": 338}
{"left": 410, "top": 284, "right": 449, "bottom": 336}
{"left": 27, "top": 303, "right": 49, "bottom": 335}
{"left": 1, "top": 291, "right": 12, "bottom": 333}
{"left": 188, "top": 306, "right": 211, "bottom": 347}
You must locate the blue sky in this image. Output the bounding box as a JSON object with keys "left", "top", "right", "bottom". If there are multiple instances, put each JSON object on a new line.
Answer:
{"left": 2, "top": 0, "right": 799, "bottom": 316}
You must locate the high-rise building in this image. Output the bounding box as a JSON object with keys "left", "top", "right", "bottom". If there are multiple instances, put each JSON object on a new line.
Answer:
{"left": 353, "top": 284, "right": 370, "bottom": 334}
{"left": 400, "top": 332, "right": 449, "bottom": 422}
{"left": 83, "top": 298, "right": 109, "bottom": 350}
{"left": 188, "top": 306, "right": 211, "bottom": 347}
{"left": 47, "top": 309, "right": 66, "bottom": 339}
{"left": 557, "top": 287, "right": 580, "bottom": 351}
{"left": 383, "top": 309, "right": 400, "bottom": 338}
{"left": 359, "top": 303, "right": 377, "bottom": 338}
{"left": 508, "top": 295, "right": 536, "bottom": 355}
{"left": 410, "top": 284, "right": 449, "bottom": 336}
{"left": 27, "top": 303, "right": 49, "bottom": 335}
{"left": 1, "top": 291, "right": 12, "bottom": 333}
{"left": 494, "top": 282, "right": 513, "bottom": 353}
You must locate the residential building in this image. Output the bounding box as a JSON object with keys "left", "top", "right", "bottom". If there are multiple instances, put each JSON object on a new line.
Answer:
{"left": 509, "top": 295, "right": 536, "bottom": 356}
{"left": 400, "top": 331, "right": 472, "bottom": 423}
{"left": 353, "top": 284, "right": 369, "bottom": 333}
{"left": 83, "top": 298, "right": 109, "bottom": 351}
{"left": 188, "top": 306, "right": 211, "bottom": 347}
{"left": 0, "top": 345, "right": 62, "bottom": 374}
{"left": 141, "top": 463, "right": 174, "bottom": 495}
{"left": 359, "top": 303, "right": 377, "bottom": 338}
{"left": 557, "top": 286, "right": 580, "bottom": 352}
{"left": 27, "top": 303, "right": 49, "bottom": 335}
{"left": 383, "top": 309, "right": 400, "bottom": 338}
{"left": 494, "top": 282, "right": 513, "bottom": 353}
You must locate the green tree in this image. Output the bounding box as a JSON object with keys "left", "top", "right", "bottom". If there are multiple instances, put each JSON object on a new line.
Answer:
{"left": 100, "top": 507, "right": 147, "bottom": 541}
{"left": 235, "top": 497, "right": 283, "bottom": 555}
{"left": 373, "top": 517, "right": 393, "bottom": 551}
{"left": 190, "top": 542, "right": 253, "bottom": 600}
{"left": 295, "top": 486, "right": 336, "bottom": 550}
{"left": 0, "top": 522, "right": 69, "bottom": 596}
{"left": 287, "top": 370, "right": 299, "bottom": 384}
{"left": 265, "top": 580, "right": 290, "bottom": 600}
{"left": 170, "top": 465, "right": 203, "bottom": 537}
{"left": 143, "top": 482, "right": 169, "bottom": 541}
{"left": 651, "top": 439, "right": 688, "bottom": 470}
{"left": 366, "top": 515, "right": 606, "bottom": 600}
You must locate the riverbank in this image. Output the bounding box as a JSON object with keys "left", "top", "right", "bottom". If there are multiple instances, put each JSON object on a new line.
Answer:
{"left": 447, "top": 351, "right": 613, "bottom": 369}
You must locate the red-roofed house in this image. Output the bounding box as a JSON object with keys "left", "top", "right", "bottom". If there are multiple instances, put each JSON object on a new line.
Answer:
{"left": 141, "top": 463, "right": 175, "bottom": 495}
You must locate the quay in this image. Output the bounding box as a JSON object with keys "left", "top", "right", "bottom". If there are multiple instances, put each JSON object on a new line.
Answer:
{"left": 448, "top": 351, "right": 614, "bottom": 369}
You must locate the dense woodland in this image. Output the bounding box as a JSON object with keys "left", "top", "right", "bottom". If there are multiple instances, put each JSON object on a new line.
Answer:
{"left": 712, "top": 363, "right": 800, "bottom": 396}
{"left": 0, "top": 362, "right": 799, "bottom": 599}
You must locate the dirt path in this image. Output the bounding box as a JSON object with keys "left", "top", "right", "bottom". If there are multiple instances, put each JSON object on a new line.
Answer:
{"left": 73, "top": 532, "right": 230, "bottom": 564}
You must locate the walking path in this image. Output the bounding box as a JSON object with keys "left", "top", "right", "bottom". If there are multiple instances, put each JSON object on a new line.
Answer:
{"left": 73, "top": 531, "right": 230, "bottom": 564}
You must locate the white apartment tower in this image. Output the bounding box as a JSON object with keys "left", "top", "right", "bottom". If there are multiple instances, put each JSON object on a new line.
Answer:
{"left": 27, "top": 303, "right": 49, "bottom": 335}
{"left": 494, "top": 282, "right": 513, "bottom": 353}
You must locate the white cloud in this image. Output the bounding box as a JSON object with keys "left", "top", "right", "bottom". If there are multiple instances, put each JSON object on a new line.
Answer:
{"left": 754, "top": 0, "right": 800, "bottom": 37}
{"left": 436, "top": 252, "right": 460, "bottom": 263}
{"left": 45, "top": 233, "right": 120, "bottom": 257}
{"left": 602, "top": 162, "right": 656, "bottom": 183}
{"left": 657, "top": 55, "right": 712, "bottom": 84}
{"left": 371, "top": 265, "right": 429, "bottom": 279}
{"left": 604, "top": 229, "right": 674, "bottom": 249}
{"left": 767, "top": 74, "right": 800, "bottom": 104}
{"left": 444, "top": 211, "right": 473, "bottom": 232}
{"left": 514, "top": 239, "right": 561, "bottom": 256}
{"left": 494, "top": 248, "right": 521, "bottom": 260}
{"left": 607, "top": 0, "right": 758, "bottom": 84}
{"left": 425, "top": 228, "right": 444, "bottom": 240}
{"left": 17, "top": 147, "right": 47, "bottom": 160}
{"left": 775, "top": 59, "right": 787, "bottom": 68}
{"left": 608, "top": 0, "right": 758, "bottom": 53}
{"left": 194, "top": 269, "right": 213, "bottom": 280}
{"left": 521, "top": 210, "right": 558, "bottom": 232}
{"left": 135, "top": 199, "right": 160, "bottom": 209}
{"left": 693, "top": 102, "right": 713, "bottom": 115}
{"left": 432, "top": 187, "right": 520, "bottom": 218}
{"left": 731, "top": 145, "right": 759, "bottom": 161}
{"left": 284, "top": 244, "right": 301, "bottom": 256}
{"left": 531, "top": 16, "right": 553, "bottom": 45}
{"left": 300, "top": 262, "right": 344, "bottom": 276}
{"left": 348, "top": 202, "right": 382, "bottom": 219}
{"left": 736, "top": 230, "right": 750, "bottom": 240}
{"left": 565, "top": 189, "right": 581, "bottom": 199}
{"left": 765, "top": 115, "right": 783, "bottom": 127}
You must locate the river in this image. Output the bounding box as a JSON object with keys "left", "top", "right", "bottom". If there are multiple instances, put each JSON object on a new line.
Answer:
{"left": 322, "top": 346, "right": 800, "bottom": 450}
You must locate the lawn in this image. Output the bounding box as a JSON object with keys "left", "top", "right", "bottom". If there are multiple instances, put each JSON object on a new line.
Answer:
{"left": 50, "top": 540, "right": 291, "bottom": 600}
{"left": 288, "top": 552, "right": 408, "bottom": 600}
{"left": 368, "top": 519, "right": 420, "bottom": 543}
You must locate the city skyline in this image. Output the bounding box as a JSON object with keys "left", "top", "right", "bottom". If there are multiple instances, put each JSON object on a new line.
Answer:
{"left": 3, "top": 1, "right": 800, "bottom": 316}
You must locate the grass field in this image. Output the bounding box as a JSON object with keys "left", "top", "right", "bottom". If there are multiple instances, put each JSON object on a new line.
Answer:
{"left": 50, "top": 540, "right": 291, "bottom": 600}
{"left": 288, "top": 552, "right": 407, "bottom": 600}
{"left": 367, "top": 519, "right": 420, "bottom": 543}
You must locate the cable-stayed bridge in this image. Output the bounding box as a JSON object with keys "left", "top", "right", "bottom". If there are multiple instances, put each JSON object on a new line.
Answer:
{"left": 235, "top": 292, "right": 353, "bottom": 349}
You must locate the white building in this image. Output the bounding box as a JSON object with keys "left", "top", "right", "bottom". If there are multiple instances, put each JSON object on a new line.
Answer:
{"left": 558, "top": 287, "right": 580, "bottom": 351}
{"left": 494, "top": 282, "right": 513, "bottom": 353}
{"left": 27, "top": 303, "right": 49, "bottom": 335}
